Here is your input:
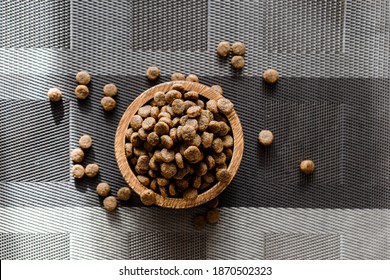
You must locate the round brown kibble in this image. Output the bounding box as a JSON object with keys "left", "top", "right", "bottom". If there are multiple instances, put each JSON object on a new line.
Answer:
{"left": 96, "top": 182, "right": 110, "bottom": 197}
{"left": 187, "top": 106, "right": 202, "bottom": 118}
{"left": 103, "top": 83, "right": 118, "bottom": 97}
{"left": 137, "top": 155, "right": 150, "bottom": 170}
{"left": 138, "top": 105, "right": 151, "bottom": 118}
{"left": 79, "top": 134, "right": 92, "bottom": 149}
{"left": 175, "top": 153, "right": 184, "bottom": 169}
{"left": 258, "top": 130, "right": 274, "bottom": 146}
{"left": 193, "top": 215, "right": 207, "bottom": 230}
{"left": 150, "top": 106, "right": 159, "bottom": 118}
{"left": 117, "top": 187, "right": 132, "bottom": 201}
{"left": 154, "top": 91, "right": 166, "bottom": 106}
{"left": 187, "top": 134, "right": 202, "bottom": 147}
{"left": 70, "top": 148, "right": 84, "bottom": 163}
{"left": 193, "top": 176, "right": 202, "bottom": 189}
{"left": 202, "top": 172, "right": 215, "bottom": 184}
{"left": 130, "top": 132, "right": 143, "bottom": 146}
{"left": 172, "top": 99, "right": 186, "bottom": 115}
{"left": 146, "top": 66, "right": 160, "bottom": 81}
{"left": 222, "top": 135, "right": 234, "bottom": 148}
{"left": 171, "top": 72, "right": 186, "bottom": 81}
{"left": 159, "top": 117, "right": 173, "bottom": 128}
{"left": 206, "top": 197, "right": 219, "bottom": 208}
{"left": 232, "top": 42, "right": 246, "bottom": 55}
{"left": 184, "top": 146, "right": 203, "bottom": 163}
{"left": 85, "top": 163, "right": 99, "bottom": 177}
{"left": 216, "top": 41, "right": 230, "bottom": 57}
{"left": 142, "top": 117, "right": 156, "bottom": 131}
{"left": 181, "top": 125, "right": 196, "bottom": 141}
{"left": 140, "top": 189, "right": 156, "bottom": 206}
{"left": 206, "top": 100, "right": 219, "bottom": 114}
{"left": 184, "top": 91, "right": 199, "bottom": 102}
{"left": 160, "top": 148, "right": 175, "bottom": 163}
{"left": 160, "top": 162, "right": 177, "bottom": 179}
{"left": 201, "top": 132, "right": 214, "bottom": 148}
{"left": 130, "top": 115, "right": 143, "bottom": 131}
{"left": 300, "top": 160, "right": 315, "bottom": 175}
{"left": 183, "top": 188, "right": 198, "bottom": 200}
{"left": 216, "top": 169, "right": 231, "bottom": 183}
{"left": 137, "top": 128, "right": 148, "bottom": 141}
{"left": 160, "top": 135, "right": 174, "bottom": 149}
{"left": 72, "top": 164, "right": 84, "bottom": 179}
{"left": 47, "top": 88, "right": 62, "bottom": 102}
{"left": 74, "top": 85, "right": 89, "bottom": 100}
{"left": 211, "top": 85, "right": 223, "bottom": 95}
{"left": 206, "top": 209, "right": 220, "bottom": 224}
{"left": 213, "top": 153, "right": 226, "bottom": 165}
{"left": 205, "top": 155, "right": 215, "bottom": 170}
{"left": 212, "top": 138, "right": 224, "bottom": 153}
{"left": 217, "top": 98, "right": 234, "bottom": 114}
{"left": 217, "top": 122, "right": 230, "bottom": 136}
{"left": 186, "top": 74, "right": 199, "bottom": 83}
{"left": 231, "top": 55, "right": 245, "bottom": 69}
{"left": 147, "top": 132, "right": 160, "bottom": 146}
{"left": 125, "top": 128, "right": 133, "bottom": 141}
{"left": 165, "top": 90, "right": 182, "bottom": 104}
{"left": 195, "top": 162, "right": 208, "bottom": 177}
{"left": 76, "top": 71, "right": 91, "bottom": 85}
{"left": 137, "top": 175, "right": 150, "bottom": 186}
{"left": 154, "top": 121, "right": 170, "bottom": 136}
{"left": 103, "top": 196, "right": 117, "bottom": 212}
{"left": 263, "top": 69, "right": 279, "bottom": 84}
{"left": 101, "top": 96, "right": 116, "bottom": 111}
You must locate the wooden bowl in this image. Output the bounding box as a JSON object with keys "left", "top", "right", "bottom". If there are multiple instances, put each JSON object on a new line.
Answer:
{"left": 115, "top": 81, "right": 244, "bottom": 209}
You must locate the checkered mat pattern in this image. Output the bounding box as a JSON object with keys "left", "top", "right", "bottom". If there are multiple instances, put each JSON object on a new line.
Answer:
{"left": 0, "top": 0, "right": 389, "bottom": 260}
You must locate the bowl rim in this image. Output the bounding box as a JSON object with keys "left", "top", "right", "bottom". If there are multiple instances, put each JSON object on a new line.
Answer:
{"left": 115, "top": 81, "right": 244, "bottom": 209}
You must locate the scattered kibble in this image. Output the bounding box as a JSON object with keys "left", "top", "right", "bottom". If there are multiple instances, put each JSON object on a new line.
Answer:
{"left": 47, "top": 88, "right": 62, "bottom": 102}
{"left": 258, "top": 130, "right": 274, "bottom": 146}
{"left": 216, "top": 41, "right": 231, "bottom": 57}
{"left": 217, "top": 98, "right": 234, "bottom": 114}
{"left": 140, "top": 189, "right": 156, "bottom": 206}
{"left": 103, "top": 83, "right": 118, "bottom": 97}
{"left": 263, "top": 69, "right": 279, "bottom": 84}
{"left": 103, "top": 196, "right": 117, "bottom": 212}
{"left": 186, "top": 74, "right": 199, "bottom": 83}
{"left": 101, "top": 96, "right": 116, "bottom": 111}
{"left": 171, "top": 72, "right": 186, "bottom": 81}
{"left": 206, "top": 208, "right": 220, "bottom": 224}
{"left": 211, "top": 85, "right": 223, "bottom": 95}
{"left": 300, "top": 160, "right": 315, "bottom": 175}
{"left": 76, "top": 70, "right": 91, "bottom": 85}
{"left": 79, "top": 135, "right": 93, "bottom": 149}
{"left": 74, "top": 85, "right": 90, "bottom": 100}
{"left": 96, "top": 182, "right": 111, "bottom": 197}
{"left": 72, "top": 164, "right": 85, "bottom": 179}
{"left": 117, "top": 187, "right": 132, "bottom": 201}
{"left": 231, "top": 55, "right": 245, "bottom": 69}
{"left": 70, "top": 148, "right": 84, "bottom": 163}
{"left": 146, "top": 66, "right": 160, "bottom": 81}
{"left": 231, "top": 42, "right": 246, "bottom": 56}
{"left": 193, "top": 215, "right": 207, "bottom": 230}
{"left": 85, "top": 163, "right": 99, "bottom": 177}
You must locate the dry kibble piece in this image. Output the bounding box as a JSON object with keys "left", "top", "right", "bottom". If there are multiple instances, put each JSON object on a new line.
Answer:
{"left": 172, "top": 99, "right": 186, "bottom": 115}
{"left": 157, "top": 177, "right": 170, "bottom": 187}
{"left": 212, "top": 138, "right": 224, "bottom": 153}
{"left": 149, "top": 156, "right": 159, "bottom": 170}
{"left": 222, "top": 135, "right": 234, "bottom": 148}
{"left": 205, "top": 155, "right": 216, "bottom": 170}
{"left": 172, "top": 117, "right": 180, "bottom": 127}
{"left": 150, "top": 179, "right": 158, "bottom": 191}
{"left": 159, "top": 186, "right": 168, "bottom": 198}
{"left": 137, "top": 155, "right": 150, "bottom": 170}
{"left": 165, "top": 90, "right": 182, "bottom": 104}
{"left": 184, "top": 118, "right": 199, "bottom": 131}
{"left": 183, "top": 100, "right": 197, "bottom": 111}
{"left": 161, "top": 162, "right": 177, "bottom": 179}
{"left": 184, "top": 91, "right": 199, "bottom": 102}
{"left": 85, "top": 163, "right": 99, "bottom": 177}
{"left": 180, "top": 125, "right": 196, "bottom": 142}
{"left": 203, "top": 171, "right": 215, "bottom": 184}
{"left": 103, "top": 196, "right": 117, "bottom": 212}
{"left": 72, "top": 164, "right": 85, "bottom": 179}
{"left": 135, "top": 165, "right": 148, "bottom": 175}
{"left": 213, "top": 153, "right": 226, "bottom": 165}
{"left": 47, "top": 88, "right": 62, "bottom": 102}
{"left": 148, "top": 169, "right": 158, "bottom": 178}
{"left": 146, "top": 66, "right": 160, "bottom": 81}
{"left": 199, "top": 182, "right": 212, "bottom": 191}
{"left": 211, "top": 85, "right": 223, "bottom": 95}
{"left": 70, "top": 148, "right": 84, "bottom": 163}
{"left": 96, "top": 182, "right": 110, "bottom": 197}
{"left": 130, "top": 132, "right": 143, "bottom": 146}
{"left": 159, "top": 117, "right": 173, "bottom": 128}
{"left": 154, "top": 91, "right": 166, "bottom": 106}
{"left": 117, "top": 187, "right": 132, "bottom": 201}
{"left": 79, "top": 135, "right": 92, "bottom": 149}
{"left": 206, "top": 100, "right": 219, "bottom": 114}
{"left": 216, "top": 163, "right": 228, "bottom": 171}
{"left": 175, "top": 178, "right": 190, "bottom": 191}
{"left": 186, "top": 134, "right": 202, "bottom": 147}
{"left": 103, "top": 83, "right": 118, "bottom": 97}
{"left": 193, "top": 215, "right": 207, "bottom": 230}
{"left": 154, "top": 150, "right": 163, "bottom": 162}
{"left": 184, "top": 146, "right": 203, "bottom": 163}
{"left": 137, "top": 175, "right": 150, "bottom": 186}
{"left": 198, "top": 113, "right": 210, "bottom": 132}
{"left": 142, "top": 117, "right": 156, "bottom": 131}
{"left": 169, "top": 183, "right": 177, "bottom": 197}
{"left": 300, "top": 160, "right": 315, "bottom": 175}
{"left": 76, "top": 70, "right": 91, "bottom": 85}
{"left": 193, "top": 176, "right": 202, "bottom": 189}
{"left": 75, "top": 85, "right": 89, "bottom": 100}
{"left": 138, "top": 128, "right": 148, "bottom": 141}
{"left": 175, "top": 153, "right": 184, "bottom": 169}
{"left": 216, "top": 41, "right": 231, "bottom": 57}
{"left": 208, "top": 121, "right": 220, "bottom": 134}
{"left": 171, "top": 72, "right": 186, "bottom": 81}
{"left": 138, "top": 105, "right": 152, "bottom": 118}
{"left": 217, "top": 122, "right": 230, "bottom": 136}
{"left": 258, "top": 130, "right": 274, "bottom": 146}
{"left": 101, "top": 96, "right": 116, "bottom": 111}
{"left": 187, "top": 106, "right": 202, "bottom": 118}
{"left": 172, "top": 83, "right": 185, "bottom": 92}
{"left": 231, "top": 55, "right": 245, "bottom": 69}
{"left": 147, "top": 132, "right": 160, "bottom": 146}
{"left": 183, "top": 188, "right": 198, "bottom": 200}
{"left": 141, "top": 189, "right": 156, "bottom": 205}
{"left": 197, "top": 100, "right": 205, "bottom": 109}
{"left": 195, "top": 162, "right": 208, "bottom": 177}
{"left": 232, "top": 42, "right": 246, "bottom": 55}
{"left": 160, "top": 135, "right": 174, "bottom": 149}
{"left": 206, "top": 209, "right": 220, "bottom": 224}
{"left": 158, "top": 112, "right": 171, "bottom": 119}
{"left": 129, "top": 157, "right": 138, "bottom": 166}
{"left": 206, "top": 197, "right": 219, "bottom": 208}
{"left": 217, "top": 98, "right": 234, "bottom": 114}
{"left": 186, "top": 74, "right": 199, "bottom": 83}
{"left": 160, "top": 148, "right": 175, "bottom": 163}
{"left": 133, "top": 146, "right": 147, "bottom": 157}
{"left": 224, "top": 148, "right": 233, "bottom": 160}
{"left": 150, "top": 106, "right": 160, "bottom": 119}
{"left": 263, "top": 69, "right": 279, "bottom": 84}
{"left": 201, "top": 132, "right": 214, "bottom": 148}
{"left": 216, "top": 169, "right": 231, "bottom": 183}
{"left": 130, "top": 115, "right": 143, "bottom": 131}
{"left": 125, "top": 128, "right": 133, "bottom": 141}
{"left": 154, "top": 122, "right": 170, "bottom": 136}
{"left": 169, "top": 128, "right": 178, "bottom": 142}
{"left": 173, "top": 165, "right": 190, "bottom": 180}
